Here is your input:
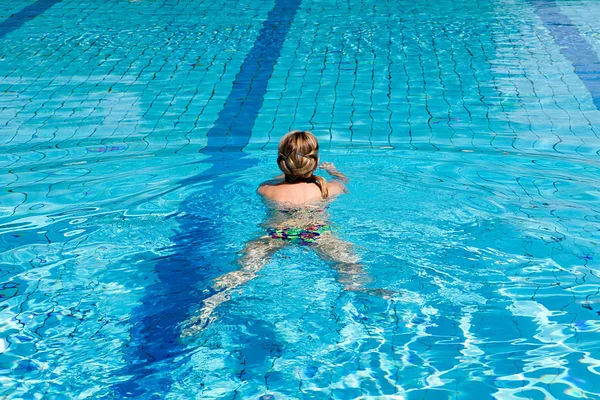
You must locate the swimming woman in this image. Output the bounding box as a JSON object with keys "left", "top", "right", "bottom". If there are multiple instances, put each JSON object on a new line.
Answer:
{"left": 182, "top": 131, "right": 374, "bottom": 336}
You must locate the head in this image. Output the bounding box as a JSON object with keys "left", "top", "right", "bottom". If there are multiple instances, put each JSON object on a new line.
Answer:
{"left": 277, "top": 130, "right": 328, "bottom": 199}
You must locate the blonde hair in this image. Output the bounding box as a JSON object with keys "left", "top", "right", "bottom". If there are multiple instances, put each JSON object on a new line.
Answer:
{"left": 277, "top": 130, "right": 329, "bottom": 199}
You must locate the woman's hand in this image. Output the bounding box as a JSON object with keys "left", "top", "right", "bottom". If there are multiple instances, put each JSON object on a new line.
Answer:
{"left": 319, "top": 162, "right": 336, "bottom": 171}
{"left": 319, "top": 162, "right": 348, "bottom": 182}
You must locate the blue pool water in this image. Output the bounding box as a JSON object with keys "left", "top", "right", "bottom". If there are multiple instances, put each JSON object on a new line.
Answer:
{"left": 1, "top": 0, "right": 600, "bottom": 398}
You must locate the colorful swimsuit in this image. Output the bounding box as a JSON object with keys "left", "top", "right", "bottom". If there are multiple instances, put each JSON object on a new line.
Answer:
{"left": 267, "top": 224, "right": 330, "bottom": 246}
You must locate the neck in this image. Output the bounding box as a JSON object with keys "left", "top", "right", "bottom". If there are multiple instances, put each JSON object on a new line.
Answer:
{"left": 285, "top": 174, "right": 314, "bottom": 183}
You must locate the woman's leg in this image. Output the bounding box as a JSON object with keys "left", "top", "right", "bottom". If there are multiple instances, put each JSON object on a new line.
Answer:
{"left": 313, "top": 234, "right": 394, "bottom": 298}
{"left": 181, "top": 237, "right": 284, "bottom": 337}
{"left": 313, "top": 233, "right": 371, "bottom": 291}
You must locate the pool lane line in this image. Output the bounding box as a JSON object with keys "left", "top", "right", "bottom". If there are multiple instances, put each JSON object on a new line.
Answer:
{"left": 0, "top": 0, "right": 62, "bottom": 39}
{"left": 113, "top": 0, "right": 303, "bottom": 397}
{"left": 528, "top": 0, "right": 600, "bottom": 111}
{"left": 200, "top": 0, "right": 303, "bottom": 156}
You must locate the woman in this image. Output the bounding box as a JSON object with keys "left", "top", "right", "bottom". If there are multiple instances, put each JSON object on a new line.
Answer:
{"left": 182, "top": 131, "right": 374, "bottom": 336}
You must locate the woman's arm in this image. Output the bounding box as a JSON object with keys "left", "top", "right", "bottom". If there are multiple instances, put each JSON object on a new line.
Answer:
{"left": 319, "top": 162, "right": 348, "bottom": 183}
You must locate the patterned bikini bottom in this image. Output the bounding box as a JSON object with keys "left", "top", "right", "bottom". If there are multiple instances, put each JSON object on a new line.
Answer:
{"left": 267, "top": 224, "right": 331, "bottom": 246}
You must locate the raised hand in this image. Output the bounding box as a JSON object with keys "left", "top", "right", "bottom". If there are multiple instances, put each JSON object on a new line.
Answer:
{"left": 319, "top": 162, "right": 348, "bottom": 182}
{"left": 319, "top": 161, "right": 336, "bottom": 171}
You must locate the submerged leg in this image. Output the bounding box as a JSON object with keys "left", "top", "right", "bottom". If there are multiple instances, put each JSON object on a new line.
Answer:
{"left": 181, "top": 237, "right": 284, "bottom": 337}
{"left": 314, "top": 234, "right": 393, "bottom": 298}
{"left": 313, "top": 233, "right": 370, "bottom": 290}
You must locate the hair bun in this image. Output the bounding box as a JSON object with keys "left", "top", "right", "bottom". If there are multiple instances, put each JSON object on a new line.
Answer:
{"left": 277, "top": 130, "right": 329, "bottom": 199}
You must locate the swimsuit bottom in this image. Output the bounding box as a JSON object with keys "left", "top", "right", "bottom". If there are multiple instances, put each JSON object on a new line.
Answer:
{"left": 267, "top": 224, "right": 330, "bottom": 246}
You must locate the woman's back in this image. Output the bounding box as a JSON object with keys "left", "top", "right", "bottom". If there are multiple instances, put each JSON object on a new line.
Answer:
{"left": 258, "top": 180, "right": 345, "bottom": 205}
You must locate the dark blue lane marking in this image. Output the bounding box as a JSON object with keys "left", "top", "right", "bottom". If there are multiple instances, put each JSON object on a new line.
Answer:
{"left": 0, "top": 0, "right": 62, "bottom": 39}
{"left": 528, "top": 0, "right": 600, "bottom": 110}
{"left": 113, "top": 0, "right": 302, "bottom": 397}
{"left": 201, "top": 0, "right": 302, "bottom": 155}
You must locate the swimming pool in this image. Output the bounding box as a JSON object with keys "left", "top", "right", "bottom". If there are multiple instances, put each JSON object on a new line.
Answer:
{"left": 1, "top": 0, "right": 599, "bottom": 398}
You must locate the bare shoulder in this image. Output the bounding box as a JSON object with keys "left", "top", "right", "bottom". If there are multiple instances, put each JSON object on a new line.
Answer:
{"left": 327, "top": 180, "right": 348, "bottom": 197}
{"left": 257, "top": 183, "right": 274, "bottom": 196}
{"left": 258, "top": 176, "right": 284, "bottom": 194}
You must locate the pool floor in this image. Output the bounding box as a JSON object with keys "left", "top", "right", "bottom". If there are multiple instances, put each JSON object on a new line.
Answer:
{"left": 0, "top": 0, "right": 599, "bottom": 398}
